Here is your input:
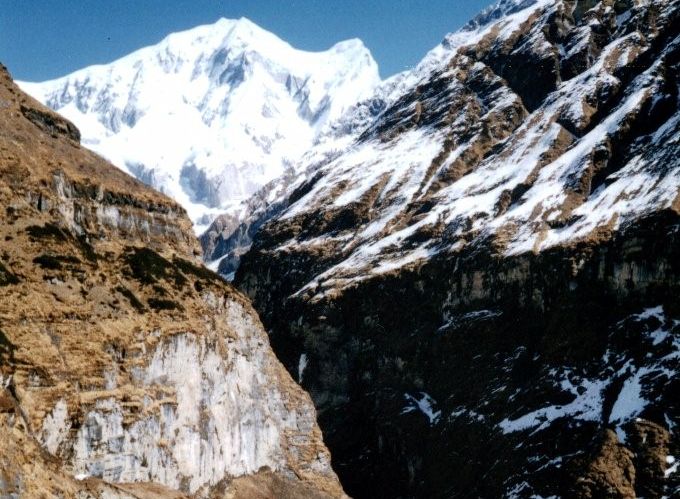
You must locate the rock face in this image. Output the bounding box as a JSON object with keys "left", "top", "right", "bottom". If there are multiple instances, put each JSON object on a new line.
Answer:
{"left": 0, "top": 65, "right": 344, "bottom": 498}
{"left": 235, "top": 0, "right": 680, "bottom": 497}
{"left": 18, "top": 18, "right": 380, "bottom": 234}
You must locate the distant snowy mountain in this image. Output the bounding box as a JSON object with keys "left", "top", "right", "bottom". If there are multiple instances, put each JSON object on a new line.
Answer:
{"left": 19, "top": 17, "right": 380, "bottom": 232}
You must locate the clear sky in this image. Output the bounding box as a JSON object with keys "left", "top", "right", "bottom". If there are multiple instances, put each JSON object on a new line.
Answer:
{"left": 2, "top": 0, "right": 495, "bottom": 82}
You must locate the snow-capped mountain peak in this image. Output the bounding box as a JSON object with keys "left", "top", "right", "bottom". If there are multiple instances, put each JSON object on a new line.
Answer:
{"left": 19, "top": 17, "right": 381, "bottom": 232}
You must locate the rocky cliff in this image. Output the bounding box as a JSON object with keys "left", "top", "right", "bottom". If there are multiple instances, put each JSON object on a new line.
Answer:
{"left": 0, "top": 64, "right": 345, "bottom": 498}
{"left": 236, "top": 0, "right": 680, "bottom": 497}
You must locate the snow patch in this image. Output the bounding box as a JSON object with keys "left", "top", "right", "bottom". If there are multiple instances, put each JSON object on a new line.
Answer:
{"left": 402, "top": 392, "right": 442, "bottom": 425}
{"left": 666, "top": 455, "right": 678, "bottom": 478}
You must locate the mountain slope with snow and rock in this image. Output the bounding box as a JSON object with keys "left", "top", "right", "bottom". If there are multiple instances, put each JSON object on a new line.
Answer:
{"left": 19, "top": 17, "right": 380, "bottom": 234}
{"left": 199, "top": 18, "right": 479, "bottom": 276}
{"left": 233, "top": 0, "right": 680, "bottom": 497}
{"left": 0, "top": 64, "right": 345, "bottom": 498}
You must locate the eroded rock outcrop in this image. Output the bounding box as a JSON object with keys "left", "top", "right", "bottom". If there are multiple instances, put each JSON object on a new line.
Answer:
{"left": 0, "top": 64, "right": 344, "bottom": 498}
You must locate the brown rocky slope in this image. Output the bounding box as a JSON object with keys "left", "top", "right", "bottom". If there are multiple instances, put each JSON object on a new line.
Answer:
{"left": 0, "top": 64, "right": 345, "bottom": 498}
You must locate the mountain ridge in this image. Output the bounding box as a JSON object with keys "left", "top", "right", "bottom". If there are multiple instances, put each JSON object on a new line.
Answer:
{"left": 19, "top": 17, "right": 380, "bottom": 233}
{"left": 234, "top": 0, "right": 680, "bottom": 496}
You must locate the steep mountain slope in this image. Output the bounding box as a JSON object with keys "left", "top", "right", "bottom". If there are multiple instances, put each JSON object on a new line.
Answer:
{"left": 19, "top": 18, "right": 380, "bottom": 233}
{"left": 199, "top": 22, "right": 472, "bottom": 277}
{"left": 0, "top": 64, "right": 344, "bottom": 498}
{"left": 235, "top": 0, "right": 680, "bottom": 497}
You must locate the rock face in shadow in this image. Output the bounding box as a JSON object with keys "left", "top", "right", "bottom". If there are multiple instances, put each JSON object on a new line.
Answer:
{"left": 240, "top": 212, "right": 680, "bottom": 498}
{"left": 0, "top": 64, "right": 345, "bottom": 498}
{"left": 235, "top": 0, "right": 680, "bottom": 497}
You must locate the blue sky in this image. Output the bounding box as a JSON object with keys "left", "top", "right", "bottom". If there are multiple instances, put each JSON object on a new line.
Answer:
{"left": 2, "top": 0, "right": 494, "bottom": 82}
